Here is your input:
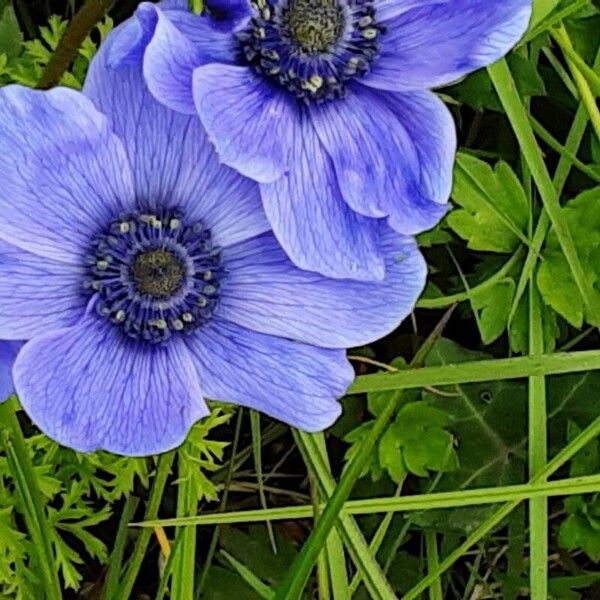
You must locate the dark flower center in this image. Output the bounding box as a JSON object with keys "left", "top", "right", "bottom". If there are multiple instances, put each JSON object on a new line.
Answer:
{"left": 85, "top": 210, "right": 223, "bottom": 344}
{"left": 131, "top": 249, "right": 184, "bottom": 298}
{"left": 282, "top": 0, "right": 344, "bottom": 53}
{"left": 237, "top": 0, "right": 385, "bottom": 102}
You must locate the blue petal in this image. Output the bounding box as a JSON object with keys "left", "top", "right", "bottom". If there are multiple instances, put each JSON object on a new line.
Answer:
{"left": 143, "top": 3, "right": 239, "bottom": 114}
{"left": 104, "top": 3, "right": 237, "bottom": 112}
{"left": 260, "top": 110, "right": 386, "bottom": 281}
{"left": 0, "top": 341, "right": 21, "bottom": 401}
{"left": 364, "top": 0, "right": 532, "bottom": 91}
{"left": 0, "top": 86, "right": 135, "bottom": 264}
{"left": 310, "top": 86, "right": 449, "bottom": 235}
{"left": 0, "top": 240, "right": 86, "bottom": 339}
{"left": 218, "top": 229, "right": 426, "bottom": 347}
{"left": 140, "top": 4, "right": 205, "bottom": 115}
{"left": 381, "top": 90, "right": 456, "bottom": 204}
{"left": 193, "top": 64, "right": 296, "bottom": 183}
{"left": 14, "top": 312, "right": 208, "bottom": 456}
{"left": 84, "top": 28, "right": 270, "bottom": 247}
{"left": 374, "top": 0, "right": 449, "bottom": 23}
{"left": 186, "top": 318, "right": 352, "bottom": 431}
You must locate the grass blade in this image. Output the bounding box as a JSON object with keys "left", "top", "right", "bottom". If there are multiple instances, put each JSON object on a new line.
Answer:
{"left": 0, "top": 400, "right": 62, "bottom": 600}
{"left": 488, "top": 58, "right": 600, "bottom": 323}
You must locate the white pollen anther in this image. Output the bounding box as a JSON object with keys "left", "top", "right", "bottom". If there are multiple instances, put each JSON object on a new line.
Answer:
{"left": 362, "top": 28, "right": 377, "bottom": 39}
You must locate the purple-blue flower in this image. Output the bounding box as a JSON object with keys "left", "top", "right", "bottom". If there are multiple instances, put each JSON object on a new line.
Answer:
{"left": 0, "top": 28, "right": 426, "bottom": 456}
{"left": 123, "top": 0, "right": 532, "bottom": 280}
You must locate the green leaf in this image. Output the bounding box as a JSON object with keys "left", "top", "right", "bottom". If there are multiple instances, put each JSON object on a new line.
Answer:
{"left": 348, "top": 400, "right": 458, "bottom": 483}
{"left": 537, "top": 187, "right": 600, "bottom": 327}
{"left": 566, "top": 421, "right": 600, "bottom": 477}
{"left": 559, "top": 513, "right": 600, "bottom": 561}
{"left": 531, "top": 0, "right": 561, "bottom": 26}
{"left": 448, "top": 153, "right": 529, "bottom": 253}
{"left": 508, "top": 293, "right": 559, "bottom": 354}
{"left": 411, "top": 339, "right": 527, "bottom": 532}
{"left": 0, "top": 4, "right": 22, "bottom": 59}
{"left": 472, "top": 278, "right": 516, "bottom": 344}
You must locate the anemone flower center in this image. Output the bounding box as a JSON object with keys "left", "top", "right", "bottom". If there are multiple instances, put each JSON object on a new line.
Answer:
{"left": 85, "top": 210, "right": 223, "bottom": 344}
{"left": 282, "top": 0, "right": 344, "bottom": 53}
{"left": 237, "top": 0, "right": 385, "bottom": 103}
{"left": 132, "top": 249, "right": 184, "bottom": 297}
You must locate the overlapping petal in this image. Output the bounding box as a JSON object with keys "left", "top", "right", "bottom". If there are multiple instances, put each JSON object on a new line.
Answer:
{"left": 218, "top": 230, "right": 426, "bottom": 347}
{"left": 186, "top": 318, "right": 352, "bottom": 431}
{"left": 380, "top": 90, "right": 456, "bottom": 205}
{"left": 0, "top": 86, "right": 134, "bottom": 263}
{"left": 193, "top": 64, "right": 297, "bottom": 183}
{"left": 363, "top": 0, "right": 532, "bottom": 92}
{"left": 84, "top": 25, "right": 270, "bottom": 248}
{"left": 260, "top": 112, "right": 385, "bottom": 281}
{"left": 137, "top": 3, "right": 238, "bottom": 114}
{"left": 309, "top": 86, "right": 449, "bottom": 235}
{"left": 14, "top": 312, "right": 208, "bottom": 455}
{"left": 140, "top": 3, "right": 206, "bottom": 114}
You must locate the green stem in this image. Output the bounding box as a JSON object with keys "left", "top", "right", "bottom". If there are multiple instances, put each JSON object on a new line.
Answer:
{"left": 294, "top": 431, "right": 395, "bottom": 600}
{"left": 522, "top": 0, "right": 588, "bottom": 43}
{"left": 136, "top": 472, "right": 600, "bottom": 527}
{"left": 104, "top": 495, "right": 139, "bottom": 600}
{"left": 310, "top": 475, "right": 331, "bottom": 600}
{"left": 348, "top": 480, "right": 404, "bottom": 594}
{"left": 488, "top": 59, "right": 600, "bottom": 323}
{"left": 349, "top": 349, "right": 600, "bottom": 394}
{"left": 311, "top": 435, "right": 349, "bottom": 600}
{"left": 425, "top": 530, "right": 443, "bottom": 600}
{"left": 250, "top": 410, "right": 276, "bottom": 552}
{"left": 195, "top": 408, "right": 244, "bottom": 598}
{"left": 273, "top": 310, "right": 453, "bottom": 599}
{"left": 119, "top": 452, "right": 174, "bottom": 599}
{"left": 518, "top": 76, "right": 548, "bottom": 598}
{"left": 552, "top": 26, "right": 600, "bottom": 101}
{"left": 0, "top": 400, "right": 62, "bottom": 600}
{"left": 507, "top": 41, "right": 599, "bottom": 325}
{"left": 530, "top": 117, "right": 600, "bottom": 183}
{"left": 36, "top": 0, "right": 114, "bottom": 89}
{"left": 417, "top": 249, "right": 523, "bottom": 310}
{"left": 171, "top": 451, "right": 198, "bottom": 600}
{"left": 528, "top": 227, "right": 548, "bottom": 600}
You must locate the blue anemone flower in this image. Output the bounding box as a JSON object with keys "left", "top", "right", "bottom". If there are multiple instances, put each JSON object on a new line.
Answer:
{"left": 119, "top": 0, "right": 532, "bottom": 280}
{"left": 0, "top": 29, "right": 426, "bottom": 456}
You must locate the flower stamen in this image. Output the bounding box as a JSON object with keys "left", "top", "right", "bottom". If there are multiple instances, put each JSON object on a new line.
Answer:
{"left": 85, "top": 210, "right": 224, "bottom": 344}
{"left": 237, "top": 0, "right": 385, "bottom": 102}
